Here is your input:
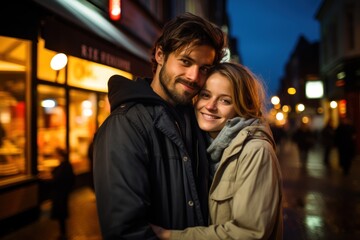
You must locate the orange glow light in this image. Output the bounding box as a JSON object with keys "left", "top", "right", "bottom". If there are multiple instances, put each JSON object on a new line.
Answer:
{"left": 339, "top": 100, "right": 346, "bottom": 116}
{"left": 109, "top": 0, "right": 121, "bottom": 21}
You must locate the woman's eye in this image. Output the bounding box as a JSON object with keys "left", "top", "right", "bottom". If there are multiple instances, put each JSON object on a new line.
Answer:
{"left": 199, "top": 92, "right": 210, "bottom": 99}
{"left": 220, "top": 98, "right": 231, "bottom": 105}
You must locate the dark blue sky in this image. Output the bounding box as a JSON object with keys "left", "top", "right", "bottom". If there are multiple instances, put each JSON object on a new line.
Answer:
{"left": 227, "top": 0, "right": 322, "bottom": 99}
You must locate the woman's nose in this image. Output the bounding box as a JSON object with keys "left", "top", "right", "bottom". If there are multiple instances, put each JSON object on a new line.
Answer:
{"left": 205, "top": 99, "right": 217, "bottom": 111}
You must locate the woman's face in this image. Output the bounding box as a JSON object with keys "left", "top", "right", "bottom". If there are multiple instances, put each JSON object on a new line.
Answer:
{"left": 195, "top": 72, "right": 237, "bottom": 138}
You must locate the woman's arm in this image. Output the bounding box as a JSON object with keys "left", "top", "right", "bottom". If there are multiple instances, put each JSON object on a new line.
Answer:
{"left": 159, "top": 143, "right": 282, "bottom": 240}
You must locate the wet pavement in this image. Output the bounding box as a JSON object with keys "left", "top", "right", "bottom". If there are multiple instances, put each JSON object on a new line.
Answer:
{"left": 279, "top": 140, "right": 360, "bottom": 240}
{"left": 0, "top": 187, "right": 101, "bottom": 240}
{"left": 1, "top": 139, "right": 360, "bottom": 240}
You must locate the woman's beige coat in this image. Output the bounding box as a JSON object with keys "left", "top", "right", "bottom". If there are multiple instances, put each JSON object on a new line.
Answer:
{"left": 171, "top": 122, "right": 283, "bottom": 240}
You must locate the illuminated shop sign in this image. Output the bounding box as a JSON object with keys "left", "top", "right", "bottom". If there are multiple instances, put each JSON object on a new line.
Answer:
{"left": 43, "top": 19, "right": 131, "bottom": 72}
{"left": 305, "top": 80, "right": 324, "bottom": 99}
{"left": 80, "top": 44, "right": 130, "bottom": 72}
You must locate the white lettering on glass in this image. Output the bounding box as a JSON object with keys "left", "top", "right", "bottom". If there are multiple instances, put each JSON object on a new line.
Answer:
{"left": 81, "top": 44, "right": 130, "bottom": 71}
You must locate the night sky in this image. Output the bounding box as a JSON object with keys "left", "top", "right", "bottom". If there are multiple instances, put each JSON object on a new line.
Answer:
{"left": 227, "top": 0, "right": 323, "bottom": 99}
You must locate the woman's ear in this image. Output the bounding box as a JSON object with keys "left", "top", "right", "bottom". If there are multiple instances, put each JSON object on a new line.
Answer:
{"left": 155, "top": 46, "right": 164, "bottom": 66}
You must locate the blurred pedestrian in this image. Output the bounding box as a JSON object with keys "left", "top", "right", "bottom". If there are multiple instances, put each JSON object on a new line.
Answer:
{"left": 87, "top": 140, "right": 94, "bottom": 191}
{"left": 321, "top": 120, "right": 335, "bottom": 167}
{"left": 270, "top": 123, "right": 286, "bottom": 155}
{"left": 0, "top": 123, "right": 6, "bottom": 163}
{"left": 292, "top": 121, "right": 315, "bottom": 163}
{"left": 0, "top": 123, "right": 5, "bottom": 146}
{"left": 51, "top": 147, "right": 75, "bottom": 240}
{"left": 334, "top": 117, "right": 356, "bottom": 175}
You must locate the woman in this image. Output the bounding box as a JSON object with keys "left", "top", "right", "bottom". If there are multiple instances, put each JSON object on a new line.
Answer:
{"left": 152, "top": 62, "right": 283, "bottom": 239}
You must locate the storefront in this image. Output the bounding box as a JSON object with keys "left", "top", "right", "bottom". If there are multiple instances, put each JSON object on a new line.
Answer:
{"left": 0, "top": 0, "right": 155, "bottom": 232}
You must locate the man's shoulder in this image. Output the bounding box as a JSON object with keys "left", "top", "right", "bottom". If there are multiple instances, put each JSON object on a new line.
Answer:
{"left": 109, "top": 101, "right": 164, "bottom": 125}
{"left": 95, "top": 103, "right": 154, "bottom": 139}
{"left": 111, "top": 102, "right": 138, "bottom": 115}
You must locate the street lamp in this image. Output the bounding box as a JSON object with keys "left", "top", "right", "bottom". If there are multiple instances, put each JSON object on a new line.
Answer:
{"left": 296, "top": 103, "right": 305, "bottom": 113}
{"left": 50, "top": 53, "right": 68, "bottom": 82}
{"left": 330, "top": 101, "right": 337, "bottom": 109}
{"left": 271, "top": 96, "right": 280, "bottom": 105}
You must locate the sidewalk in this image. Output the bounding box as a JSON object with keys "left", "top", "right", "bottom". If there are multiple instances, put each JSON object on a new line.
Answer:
{"left": 0, "top": 187, "right": 101, "bottom": 240}
{"left": 1, "top": 140, "right": 360, "bottom": 240}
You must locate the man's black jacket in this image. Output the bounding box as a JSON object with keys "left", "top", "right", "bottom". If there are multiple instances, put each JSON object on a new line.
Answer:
{"left": 93, "top": 75, "right": 210, "bottom": 239}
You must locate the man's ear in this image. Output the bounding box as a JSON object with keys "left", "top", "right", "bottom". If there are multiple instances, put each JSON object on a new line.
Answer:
{"left": 155, "top": 46, "right": 165, "bottom": 66}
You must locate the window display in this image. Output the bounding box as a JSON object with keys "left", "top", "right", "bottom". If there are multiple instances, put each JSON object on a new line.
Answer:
{"left": 69, "top": 90, "right": 96, "bottom": 174}
{"left": 37, "top": 85, "right": 66, "bottom": 178}
{"left": 0, "top": 36, "right": 30, "bottom": 184}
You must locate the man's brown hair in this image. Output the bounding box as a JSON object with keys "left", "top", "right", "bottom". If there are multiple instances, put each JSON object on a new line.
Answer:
{"left": 151, "top": 12, "right": 226, "bottom": 74}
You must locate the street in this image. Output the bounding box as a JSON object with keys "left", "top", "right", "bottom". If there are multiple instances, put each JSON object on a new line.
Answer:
{"left": 1, "top": 139, "right": 360, "bottom": 240}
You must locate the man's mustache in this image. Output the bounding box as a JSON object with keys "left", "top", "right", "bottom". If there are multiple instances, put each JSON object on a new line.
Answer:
{"left": 176, "top": 78, "right": 200, "bottom": 91}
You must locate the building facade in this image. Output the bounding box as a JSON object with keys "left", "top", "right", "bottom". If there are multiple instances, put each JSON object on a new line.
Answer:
{"left": 0, "top": 0, "right": 163, "bottom": 233}
{"left": 275, "top": 36, "right": 321, "bottom": 131}
{"left": 0, "top": 0, "right": 233, "bottom": 234}
{"left": 316, "top": 0, "right": 360, "bottom": 152}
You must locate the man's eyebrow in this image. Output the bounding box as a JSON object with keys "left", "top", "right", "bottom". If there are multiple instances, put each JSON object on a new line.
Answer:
{"left": 178, "top": 54, "right": 194, "bottom": 62}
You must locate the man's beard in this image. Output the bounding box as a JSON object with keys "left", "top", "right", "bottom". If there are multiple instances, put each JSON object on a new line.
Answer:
{"left": 159, "top": 64, "right": 199, "bottom": 105}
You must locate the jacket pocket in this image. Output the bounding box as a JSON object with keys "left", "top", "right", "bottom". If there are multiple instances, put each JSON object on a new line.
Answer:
{"left": 210, "top": 180, "right": 235, "bottom": 201}
{"left": 209, "top": 180, "right": 235, "bottom": 223}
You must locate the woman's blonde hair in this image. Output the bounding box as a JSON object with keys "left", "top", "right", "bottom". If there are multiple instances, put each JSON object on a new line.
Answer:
{"left": 207, "top": 62, "right": 266, "bottom": 119}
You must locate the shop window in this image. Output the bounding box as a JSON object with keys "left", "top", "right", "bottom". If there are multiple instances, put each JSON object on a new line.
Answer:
{"left": 37, "top": 85, "right": 66, "bottom": 178}
{"left": 37, "top": 38, "right": 66, "bottom": 83}
{"left": 69, "top": 90, "right": 96, "bottom": 175}
{"left": 97, "top": 93, "right": 110, "bottom": 127}
{"left": 67, "top": 55, "right": 133, "bottom": 92}
{"left": 0, "top": 36, "right": 30, "bottom": 184}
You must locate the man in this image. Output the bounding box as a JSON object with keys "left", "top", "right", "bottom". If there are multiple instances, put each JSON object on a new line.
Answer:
{"left": 93, "top": 12, "right": 226, "bottom": 239}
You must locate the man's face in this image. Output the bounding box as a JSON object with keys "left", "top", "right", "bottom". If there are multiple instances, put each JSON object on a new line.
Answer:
{"left": 152, "top": 44, "right": 216, "bottom": 105}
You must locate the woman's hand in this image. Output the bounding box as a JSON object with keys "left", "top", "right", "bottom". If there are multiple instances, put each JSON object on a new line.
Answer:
{"left": 150, "top": 224, "right": 171, "bottom": 240}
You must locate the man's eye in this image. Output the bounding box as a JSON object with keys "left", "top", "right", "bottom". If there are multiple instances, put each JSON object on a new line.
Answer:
{"left": 181, "top": 59, "right": 190, "bottom": 65}
{"left": 200, "top": 66, "right": 210, "bottom": 74}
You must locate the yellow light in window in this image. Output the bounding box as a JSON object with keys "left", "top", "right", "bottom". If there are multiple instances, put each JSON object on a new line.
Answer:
{"left": 287, "top": 87, "right": 296, "bottom": 95}
{"left": 302, "top": 116, "right": 309, "bottom": 124}
{"left": 282, "top": 105, "right": 290, "bottom": 113}
{"left": 82, "top": 109, "right": 93, "bottom": 117}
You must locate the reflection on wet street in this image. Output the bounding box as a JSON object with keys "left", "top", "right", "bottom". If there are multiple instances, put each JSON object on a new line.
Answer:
{"left": 1, "top": 139, "right": 360, "bottom": 240}
{"left": 279, "top": 140, "right": 360, "bottom": 240}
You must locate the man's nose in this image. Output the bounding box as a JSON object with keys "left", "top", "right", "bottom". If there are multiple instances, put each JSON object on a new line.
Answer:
{"left": 185, "top": 66, "right": 200, "bottom": 82}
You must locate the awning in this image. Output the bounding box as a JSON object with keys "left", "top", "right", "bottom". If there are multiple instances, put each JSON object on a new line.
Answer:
{"left": 33, "top": 0, "right": 149, "bottom": 62}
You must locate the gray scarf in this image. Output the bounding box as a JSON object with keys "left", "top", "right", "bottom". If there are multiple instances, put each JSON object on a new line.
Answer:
{"left": 207, "top": 117, "right": 258, "bottom": 176}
